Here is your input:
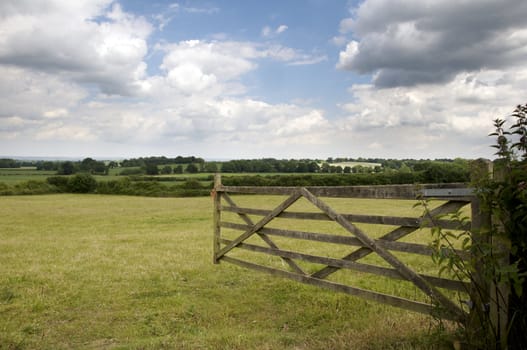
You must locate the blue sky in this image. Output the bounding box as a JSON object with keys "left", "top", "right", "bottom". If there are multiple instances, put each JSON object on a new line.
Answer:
{"left": 1, "top": 0, "right": 526, "bottom": 160}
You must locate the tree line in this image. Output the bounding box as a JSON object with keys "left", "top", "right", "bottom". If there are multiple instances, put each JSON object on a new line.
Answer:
{"left": 1, "top": 156, "right": 471, "bottom": 183}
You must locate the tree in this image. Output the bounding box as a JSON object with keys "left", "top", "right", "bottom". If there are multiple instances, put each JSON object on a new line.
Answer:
{"left": 0, "top": 158, "right": 19, "bottom": 168}
{"left": 58, "top": 161, "right": 75, "bottom": 175}
{"left": 160, "top": 165, "right": 172, "bottom": 174}
{"left": 174, "top": 165, "right": 183, "bottom": 174}
{"left": 144, "top": 163, "right": 159, "bottom": 175}
{"left": 307, "top": 161, "right": 320, "bottom": 173}
{"left": 203, "top": 162, "right": 218, "bottom": 173}
{"left": 186, "top": 163, "right": 199, "bottom": 174}
{"left": 67, "top": 173, "right": 97, "bottom": 193}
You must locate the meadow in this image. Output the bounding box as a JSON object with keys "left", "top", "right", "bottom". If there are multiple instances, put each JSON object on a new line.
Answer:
{"left": 0, "top": 194, "right": 455, "bottom": 349}
{"left": 0, "top": 168, "right": 56, "bottom": 185}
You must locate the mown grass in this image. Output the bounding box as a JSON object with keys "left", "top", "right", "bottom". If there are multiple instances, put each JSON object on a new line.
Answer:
{"left": 0, "top": 168, "right": 56, "bottom": 184}
{"left": 0, "top": 195, "right": 456, "bottom": 349}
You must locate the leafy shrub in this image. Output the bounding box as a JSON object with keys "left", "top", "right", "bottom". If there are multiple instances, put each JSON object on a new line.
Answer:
{"left": 13, "top": 180, "right": 55, "bottom": 195}
{"left": 46, "top": 176, "right": 70, "bottom": 192}
{"left": 181, "top": 178, "right": 204, "bottom": 190}
{"left": 96, "top": 178, "right": 133, "bottom": 195}
{"left": 68, "top": 174, "right": 97, "bottom": 193}
{"left": 0, "top": 182, "right": 13, "bottom": 195}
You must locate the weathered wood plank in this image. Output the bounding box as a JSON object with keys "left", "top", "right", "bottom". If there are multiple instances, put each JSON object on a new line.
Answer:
{"left": 221, "top": 222, "right": 469, "bottom": 259}
{"left": 213, "top": 174, "right": 222, "bottom": 264}
{"left": 222, "top": 205, "right": 470, "bottom": 230}
{"left": 222, "top": 193, "right": 305, "bottom": 275}
{"left": 300, "top": 188, "right": 467, "bottom": 322}
{"left": 312, "top": 226, "right": 418, "bottom": 279}
{"left": 216, "top": 191, "right": 302, "bottom": 259}
{"left": 220, "top": 239, "right": 470, "bottom": 292}
{"left": 217, "top": 183, "right": 470, "bottom": 199}
{"left": 220, "top": 256, "right": 462, "bottom": 319}
{"left": 312, "top": 200, "right": 471, "bottom": 280}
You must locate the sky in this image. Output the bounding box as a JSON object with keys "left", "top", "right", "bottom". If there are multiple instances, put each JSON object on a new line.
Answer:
{"left": 1, "top": 0, "right": 527, "bottom": 160}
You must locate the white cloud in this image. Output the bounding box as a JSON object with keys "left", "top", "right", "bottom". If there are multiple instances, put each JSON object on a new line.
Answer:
{"left": 0, "top": 66, "right": 86, "bottom": 121}
{"left": 276, "top": 25, "right": 288, "bottom": 34}
{"left": 338, "top": 0, "right": 527, "bottom": 87}
{"left": 261, "top": 24, "right": 288, "bottom": 38}
{"left": 43, "top": 109, "right": 69, "bottom": 119}
{"left": 0, "top": 0, "right": 153, "bottom": 95}
{"left": 336, "top": 68, "right": 527, "bottom": 158}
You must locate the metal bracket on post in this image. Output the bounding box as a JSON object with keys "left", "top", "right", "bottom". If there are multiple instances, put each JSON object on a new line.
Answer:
{"left": 422, "top": 188, "right": 474, "bottom": 198}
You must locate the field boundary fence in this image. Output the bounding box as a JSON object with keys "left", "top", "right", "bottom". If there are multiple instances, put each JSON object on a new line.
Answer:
{"left": 212, "top": 160, "right": 496, "bottom": 324}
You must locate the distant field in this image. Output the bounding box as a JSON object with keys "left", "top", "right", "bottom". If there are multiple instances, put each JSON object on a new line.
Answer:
{"left": 0, "top": 168, "right": 56, "bottom": 184}
{"left": 331, "top": 161, "right": 381, "bottom": 168}
{"left": 0, "top": 166, "right": 375, "bottom": 186}
{"left": 0, "top": 194, "right": 454, "bottom": 349}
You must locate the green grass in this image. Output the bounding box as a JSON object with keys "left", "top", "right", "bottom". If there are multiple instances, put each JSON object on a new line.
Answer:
{"left": 0, "top": 195, "right": 456, "bottom": 349}
{"left": 0, "top": 168, "right": 56, "bottom": 184}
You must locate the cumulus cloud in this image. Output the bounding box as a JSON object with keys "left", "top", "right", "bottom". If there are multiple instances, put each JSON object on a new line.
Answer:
{"left": 0, "top": 0, "right": 152, "bottom": 95}
{"left": 337, "top": 67, "right": 527, "bottom": 158}
{"left": 337, "top": 0, "right": 527, "bottom": 87}
{"left": 0, "top": 66, "right": 86, "bottom": 121}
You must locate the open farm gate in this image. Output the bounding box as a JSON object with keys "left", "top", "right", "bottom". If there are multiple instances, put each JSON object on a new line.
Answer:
{"left": 211, "top": 173, "right": 485, "bottom": 323}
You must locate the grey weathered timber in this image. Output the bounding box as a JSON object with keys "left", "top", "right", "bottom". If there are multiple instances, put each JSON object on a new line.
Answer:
{"left": 217, "top": 183, "right": 469, "bottom": 199}
{"left": 212, "top": 174, "right": 222, "bottom": 264}
{"left": 422, "top": 188, "right": 474, "bottom": 198}
{"left": 216, "top": 190, "right": 302, "bottom": 259}
{"left": 220, "top": 221, "right": 469, "bottom": 259}
{"left": 220, "top": 238, "right": 470, "bottom": 292}
{"left": 213, "top": 174, "right": 475, "bottom": 322}
{"left": 221, "top": 205, "right": 470, "bottom": 230}
{"left": 222, "top": 193, "right": 305, "bottom": 275}
{"left": 311, "top": 200, "right": 469, "bottom": 279}
{"left": 221, "top": 256, "right": 456, "bottom": 319}
{"left": 299, "top": 187, "right": 466, "bottom": 322}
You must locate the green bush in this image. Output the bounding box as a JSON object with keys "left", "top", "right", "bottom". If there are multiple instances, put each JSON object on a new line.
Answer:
{"left": 0, "top": 182, "right": 13, "bottom": 195}
{"left": 181, "top": 178, "right": 204, "bottom": 190}
{"left": 13, "top": 180, "right": 55, "bottom": 195}
{"left": 96, "top": 178, "right": 133, "bottom": 195}
{"left": 46, "top": 176, "right": 70, "bottom": 192}
{"left": 68, "top": 174, "right": 97, "bottom": 193}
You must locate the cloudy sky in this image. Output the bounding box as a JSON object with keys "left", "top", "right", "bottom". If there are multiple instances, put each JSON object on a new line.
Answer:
{"left": 1, "top": 0, "right": 526, "bottom": 160}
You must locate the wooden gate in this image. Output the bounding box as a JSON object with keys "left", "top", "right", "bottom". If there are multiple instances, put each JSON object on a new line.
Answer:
{"left": 212, "top": 175, "right": 479, "bottom": 322}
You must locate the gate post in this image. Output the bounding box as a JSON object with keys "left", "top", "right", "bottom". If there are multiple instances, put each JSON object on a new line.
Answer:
{"left": 213, "top": 173, "right": 222, "bottom": 264}
{"left": 467, "top": 159, "right": 492, "bottom": 344}
{"left": 468, "top": 159, "right": 511, "bottom": 349}
{"left": 491, "top": 161, "right": 511, "bottom": 349}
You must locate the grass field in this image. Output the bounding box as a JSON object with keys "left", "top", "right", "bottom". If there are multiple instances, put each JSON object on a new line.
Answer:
{"left": 0, "top": 194, "right": 455, "bottom": 349}
{"left": 0, "top": 168, "right": 56, "bottom": 184}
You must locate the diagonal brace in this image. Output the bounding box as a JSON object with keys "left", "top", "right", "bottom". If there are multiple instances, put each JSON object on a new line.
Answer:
{"left": 216, "top": 191, "right": 302, "bottom": 259}
{"left": 300, "top": 188, "right": 466, "bottom": 322}
{"left": 312, "top": 200, "right": 470, "bottom": 279}
{"left": 222, "top": 193, "right": 305, "bottom": 275}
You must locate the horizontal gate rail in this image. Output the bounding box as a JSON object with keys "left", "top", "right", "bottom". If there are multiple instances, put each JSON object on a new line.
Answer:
{"left": 221, "top": 206, "right": 471, "bottom": 231}
{"left": 213, "top": 174, "right": 476, "bottom": 322}
{"left": 220, "top": 238, "right": 470, "bottom": 292}
{"left": 218, "top": 183, "right": 472, "bottom": 199}
{"left": 220, "top": 222, "right": 470, "bottom": 260}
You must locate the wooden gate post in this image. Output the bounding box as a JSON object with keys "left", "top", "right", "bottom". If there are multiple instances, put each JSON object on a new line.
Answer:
{"left": 491, "top": 161, "right": 511, "bottom": 349}
{"left": 213, "top": 173, "right": 222, "bottom": 264}
{"left": 469, "top": 159, "right": 511, "bottom": 349}
{"left": 467, "top": 159, "right": 493, "bottom": 344}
